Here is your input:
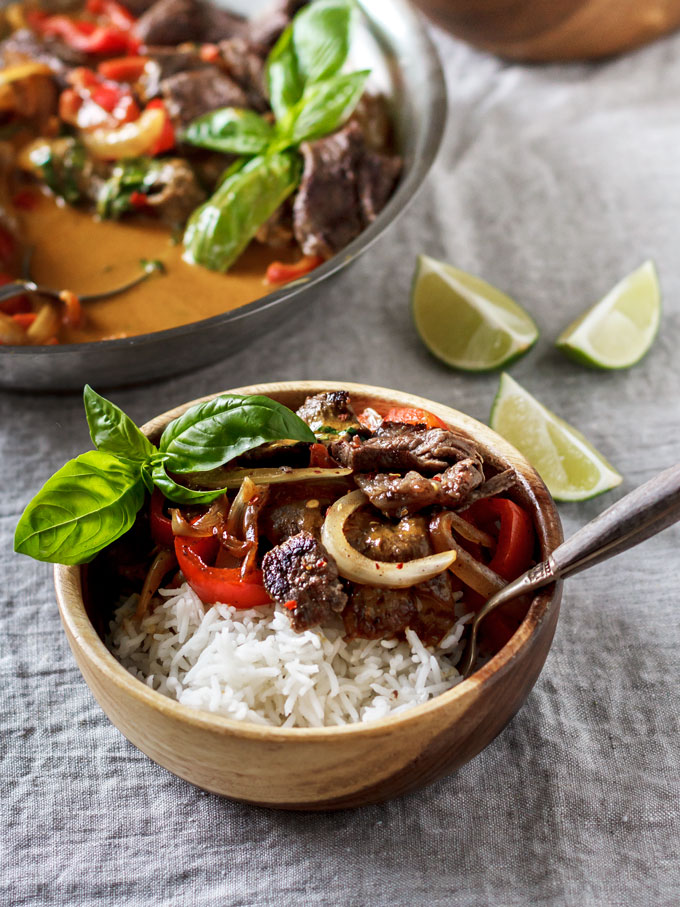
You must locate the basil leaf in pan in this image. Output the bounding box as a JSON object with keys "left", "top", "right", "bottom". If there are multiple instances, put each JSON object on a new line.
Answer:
{"left": 293, "top": 0, "right": 353, "bottom": 84}
{"left": 182, "top": 152, "right": 301, "bottom": 272}
{"left": 290, "top": 69, "right": 369, "bottom": 145}
{"left": 14, "top": 451, "right": 145, "bottom": 565}
{"left": 182, "top": 108, "right": 275, "bottom": 156}
{"left": 267, "top": 25, "right": 304, "bottom": 122}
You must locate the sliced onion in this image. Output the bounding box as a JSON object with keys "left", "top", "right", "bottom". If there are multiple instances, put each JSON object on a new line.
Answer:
{"left": 444, "top": 511, "right": 495, "bottom": 549}
{"left": 83, "top": 106, "right": 165, "bottom": 161}
{"left": 429, "top": 512, "right": 505, "bottom": 597}
{"left": 135, "top": 548, "right": 177, "bottom": 620}
{"left": 0, "top": 311, "right": 29, "bottom": 345}
{"left": 182, "top": 465, "right": 352, "bottom": 490}
{"left": 321, "top": 490, "right": 456, "bottom": 589}
{"left": 170, "top": 495, "right": 228, "bottom": 538}
{"left": 26, "top": 301, "right": 60, "bottom": 344}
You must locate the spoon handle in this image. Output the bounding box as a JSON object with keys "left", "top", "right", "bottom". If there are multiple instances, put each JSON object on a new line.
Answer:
{"left": 551, "top": 462, "right": 680, "bottom": 580}
{"left": 0, "top": 280, "right": 36, "bottom": 302}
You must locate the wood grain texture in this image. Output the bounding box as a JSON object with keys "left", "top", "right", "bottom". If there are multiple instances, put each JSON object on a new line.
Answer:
{"left": 414, "top": 0, "right": 680, "bottom": 61}
{"left": 54, "top": 381, "right": 564, "bottom": 810}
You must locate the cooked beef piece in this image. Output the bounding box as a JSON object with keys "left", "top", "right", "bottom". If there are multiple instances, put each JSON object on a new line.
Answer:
{"left": 461, "top": 469, "right": 518, "bottom": 508}
{"left": 343, "top": 511, "right": 458, "bottom": 642}
{"left": 349, "top": 94, "right": 394, "bottom": 153}
{"left": 293, "top": 121, "right": 401, "bottom": 259}
{"left": 235, "top": 441, "right": 310, "bottom": 469}
{"left": 262, "top": 499, "right": 325, "bottom": 545}
{"left": 247, "top": 0, "right": 306, "bottom": 48}
{"left": 344, "top": 586, "right": 416, "bottom": 639}
{"left": 262, "top": 531, "right": 347, "bottom": 631}
{"left": 136, "top": 0, "right": 207, "bottom": 45}
{"left": 345, "top": 510, "right": 431, "bottom": 562}
{"left": 255, "top": 201, "right": 295, "bottom": 248}
{"left": 261, "top": 481, "right": 348, "bottom": 545}
{"left": 0, "top": 28, "right": 86, "bottom": 87}
{"left": 160, "top": 68, "right": 248, "bottom": 128}
{"left": 138, "top": 47, "right": 208, "bottom": 102}
{"left": 119, "top": 0, "right": 156, "bottom": 14}
{"left": 217, "top": 37, "right": 269, "bottom": 111}
{"left": 141, "top": 158, "right": 206, "bottom": 227}
{"left": 355, "top": 459, "right": 485, "bottom": 517}
{"left": 136, "top": 0, "right": 245, "bottom": 45}
{"left": 331, "top": 424, "right": 482, "bottom": 476}
{"left": 296, "top": 391, "right": 363, "bottom": 435}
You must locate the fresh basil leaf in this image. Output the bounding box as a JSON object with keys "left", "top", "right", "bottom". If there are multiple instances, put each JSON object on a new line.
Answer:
{"left": 151, "top": 462, "right": 227, "bottom": 504}
{"left": 182, "top": 108, "right": 274, "bottom": 155}
{"left": 291, "top": 69, "right": 368, "bottom": 144}
{"left": 293, "top": 0, "right": 353, "bottom": 85}
{"left": 159, "top": 393, "right": 315, "bottom": 473}
{"left": 267, "top": 25, "right": 304, "bottom": 122}
{"left": 97, "top": 156, "right": 166, "bottom": 220}
{"left": 14, "top": 451, "right": 145, "bottom": 565}
{"left": 182, "top": 152, "right": 301, "bottom": 272}
{"left": 84, "top": 385, "right": 157, "bottom": 464}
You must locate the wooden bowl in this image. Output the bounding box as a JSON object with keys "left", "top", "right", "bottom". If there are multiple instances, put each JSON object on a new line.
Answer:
{"left": 54, "top": 381, "right": 563, "bottom": 810}
{"left": 413, "top": 0, "right": 680, "bottom": 61}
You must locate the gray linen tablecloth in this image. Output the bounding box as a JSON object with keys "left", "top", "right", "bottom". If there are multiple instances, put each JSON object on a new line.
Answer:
{"left": 2, "top": 22, "right": 679, "bottom": 907}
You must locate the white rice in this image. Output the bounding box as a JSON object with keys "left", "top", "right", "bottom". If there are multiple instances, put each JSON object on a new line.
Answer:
{"left": 108, "top": 583, "right": 471, "bottom": 728}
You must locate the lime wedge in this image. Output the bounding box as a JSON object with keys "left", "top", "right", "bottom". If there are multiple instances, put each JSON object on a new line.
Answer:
{"left": 411, "top": 255, "right": 539, "bottom": 371}
{"left": 556, "top": 261, "right": 660, "bottom": 369}
{"left": 490, "top": 373, "right": 622, "bottom": 501}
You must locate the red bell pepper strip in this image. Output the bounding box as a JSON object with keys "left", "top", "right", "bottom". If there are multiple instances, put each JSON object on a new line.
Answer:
{"left": 32, "top": 14, "right": 133, "bottom": 55}
{"left": 382, "top": 406, "right": 447, "bottom": 430}
{"left": 149, "top": 489, "right": 175, "bottom": 549}
{"left": 146, "top": 99, "right": 175, "bottom": 154}
{"left": 464, "top": 497, "right": 534, "bottom": 582}
{"left": 265, "top": 255, "right": 323, "bottom": 286}
{"left": 12, "top": 312, "right": 37, "bottom": 329}
{"left": 86, "top": 0, "right": 137, "bottom": 32}
{"left": 174, "top": 536, "right": 271, "bottom": 608}
{"left": 97, "top": 56, "right": 149, "bottom": 83}
{"left": 309, "top": 442, "right": 336, "bottom": 468}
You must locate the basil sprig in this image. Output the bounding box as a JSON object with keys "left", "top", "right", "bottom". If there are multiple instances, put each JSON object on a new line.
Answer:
{"left": 14, "top": 386, "right": 315, "bottom": 565}
{"left": 181, "top": 0, "right": 368, "bottom": 272}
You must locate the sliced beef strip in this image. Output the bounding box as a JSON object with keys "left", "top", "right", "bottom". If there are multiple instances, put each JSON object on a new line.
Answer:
{"left": 215, "top": 38, "right": 269, "bottom": 111}
{"left": 262, "top": 531, "right": 347, "bottom": 632}
{"left": 160, "top": 67, "right": 249, "bottom": 128}
{"left": 261, "top": 499, "right": 325, "bottom": 546}
{"left": 137, "top": 47, "right": 209, "bottom": 102}
{"left": 0, "top": 28, "right": 86, "bottom": 87}
{"left": 345, "top": 509, "right": 432, "bottom": 563}
{"left": 296, "top": 391, "right": 363, "bottom": 435}
{"left": 142, "top": 157, "right": 206, "bottom": 227}
{"left": 136, "top": 0, "right": 245, "bottom": 45}
{"left": 331, "top": 423, "right": 483, "bottom": 476}
{"left": 344, "top": 585, "right": 416, "bottom": 640}
{"left": 136, "top": 0, "right": 207, "bottom": 45}
{"left": 292, "top": 121, "right": 402, "bottom": 259}
{"left": 343, "top": 510, "right": 457, "bottom": 642}
{"left": 355, "top": 459, "right": 485, "bottom": 517}
{"left": 119, "top": 0, "right": 157, "bottom": 14}
{"left": 255, "top": 201, "right": 294, "bottom": 248}
{"left": 247, "top": 0, "right": 306, "bottom": 49}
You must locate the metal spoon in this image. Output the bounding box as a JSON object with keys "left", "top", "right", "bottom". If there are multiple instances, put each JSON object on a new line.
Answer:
{"left": 0, "top": 258, "right": 165, "bottom": 305}
{"left": 458, "top": 462, "right": 680, "bottom": 678}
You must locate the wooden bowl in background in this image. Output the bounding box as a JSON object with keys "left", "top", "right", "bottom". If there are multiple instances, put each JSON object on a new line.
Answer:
{"left": 54, "top": 381, "right": 563, "bottom": 810}
{"left": 414, "top": 0, "right": 680, "bottom": 61}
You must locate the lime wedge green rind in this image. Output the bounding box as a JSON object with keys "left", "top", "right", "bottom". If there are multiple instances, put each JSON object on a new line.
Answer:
{"left": 411, "top": 255, "right": 539, "bottom": 372}
{"left": 490, "top": 373, "right": 622, "bottom": 502}
{"left": 556, "top": 261, "right": 661, "bottom": 370}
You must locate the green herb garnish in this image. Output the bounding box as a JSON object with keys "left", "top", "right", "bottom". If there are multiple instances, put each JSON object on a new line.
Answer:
{"left": 181, "top": 0, "right": 368, "bottom": 272}
{"left": 14, "top": 387, "right": 315, "bottom": 565}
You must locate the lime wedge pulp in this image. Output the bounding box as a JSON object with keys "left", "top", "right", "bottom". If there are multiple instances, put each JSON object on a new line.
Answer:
{"left": 556, "top": 261, "right": 661, "bottom": 369}
{"left": 490, "top": 373, "right": 622, "bottom": 501}
{"left": 411, "top": 255, "right": 539, "bottom": 371}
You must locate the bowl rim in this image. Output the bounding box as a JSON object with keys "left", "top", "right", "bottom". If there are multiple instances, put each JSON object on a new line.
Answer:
{"left": 1, "top": 0, "right": 447, "bottom": 362}
{"left": 54, "top": 380, "right": 563, "bottom": 741}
